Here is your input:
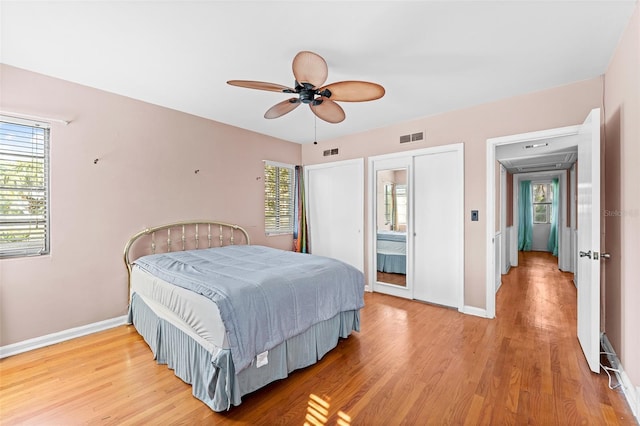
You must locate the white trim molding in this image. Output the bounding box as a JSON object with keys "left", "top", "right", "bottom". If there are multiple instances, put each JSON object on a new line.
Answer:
{"left": 0, "top": 316, "right": 128, "bottom": 359}
{"left": 460, "top": 305, "right": 489, "bottom": 318}
{"left": 601, "top": 334, "right": 640, "bottom": 423}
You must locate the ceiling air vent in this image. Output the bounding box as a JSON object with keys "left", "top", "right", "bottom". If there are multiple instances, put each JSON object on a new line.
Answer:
{"left": 400, "top": 131, "right": 424, "bottom": 143}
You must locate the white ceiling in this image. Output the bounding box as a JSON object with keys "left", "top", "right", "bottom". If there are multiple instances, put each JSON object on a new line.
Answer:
{"left": 1, "top": 1, "right": 636, "bottom": 144}
{"left": 496, "top": 136, "right": 578, "bottom": 174}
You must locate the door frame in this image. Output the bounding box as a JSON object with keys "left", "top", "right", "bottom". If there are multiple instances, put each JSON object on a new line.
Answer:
{"left": 485, "top": 124, "right": 581, "bottom": 318}
{"left": 510, "top": 170, "right": 569, "bottom": 267}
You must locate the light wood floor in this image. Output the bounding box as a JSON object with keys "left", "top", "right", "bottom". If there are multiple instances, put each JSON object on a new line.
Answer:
{"left": 1, "top": 251, "right": 636, "bottom": 425}
{"left": 376, "top": 271, "right": 406, "bottom": 286}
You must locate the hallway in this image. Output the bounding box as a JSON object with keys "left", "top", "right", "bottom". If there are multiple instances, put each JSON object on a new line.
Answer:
{"left": 494, "top": 250, "right": 633, "bottom": 424}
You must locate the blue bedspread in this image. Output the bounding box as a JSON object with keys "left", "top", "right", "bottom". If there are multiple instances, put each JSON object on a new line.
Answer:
{"left": 377, "top": 230, "right": 406, "bottom": 242}
{"left": 133, "top": 245, "right": 364, "bottom": 373}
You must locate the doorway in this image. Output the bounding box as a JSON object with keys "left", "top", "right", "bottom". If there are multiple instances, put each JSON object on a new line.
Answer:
{"left": 486, "top": 108, "right": 602, "bottom": 373}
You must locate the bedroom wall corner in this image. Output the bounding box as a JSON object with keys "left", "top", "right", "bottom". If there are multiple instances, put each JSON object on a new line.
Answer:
{"left": 0, "top": 64, "right": 301, "bottom": 347}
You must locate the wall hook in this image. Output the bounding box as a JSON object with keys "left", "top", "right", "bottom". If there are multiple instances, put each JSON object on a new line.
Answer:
{"left": 194, "top": 169, "right": 200, "bottom": 174}
{"left": 94, "top": 158, "right": 99, "bottom": 164}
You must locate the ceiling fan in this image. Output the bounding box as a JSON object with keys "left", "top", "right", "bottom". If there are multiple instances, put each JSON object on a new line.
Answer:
{"left": 227, "top": 51, "right": 385, "bottom": 124}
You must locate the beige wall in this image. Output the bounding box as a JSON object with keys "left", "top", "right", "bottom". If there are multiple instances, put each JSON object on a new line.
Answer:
{"left": 0, "top": 64, "right": 300, "bottom": 346}
{"left": 604, "top": 4, "right": 640, "bottom": 386}
{"left": 303, "top": 78, "right": 602, "bottom": 309}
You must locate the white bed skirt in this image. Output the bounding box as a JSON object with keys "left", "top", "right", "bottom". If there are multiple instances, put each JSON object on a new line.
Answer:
{"left": 128, "top": 292, "right": 360, "bottom": 411}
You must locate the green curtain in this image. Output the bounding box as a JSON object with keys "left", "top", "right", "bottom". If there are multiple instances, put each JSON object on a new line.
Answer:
{"left": 547, "top": 178, "right": 559, "bottom": 256}
{"left": 292, "top": 165, "right": 308, "bottom": 253}
{"left": 518, "top": 180, "right": 533, "bottom": 251}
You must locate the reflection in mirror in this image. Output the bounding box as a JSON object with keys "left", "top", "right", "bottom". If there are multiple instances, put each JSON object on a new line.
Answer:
{"left": 376, "top": 169, "right": 407, "bottom": 287}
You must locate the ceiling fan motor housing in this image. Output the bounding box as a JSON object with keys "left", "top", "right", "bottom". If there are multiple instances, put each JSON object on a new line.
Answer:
{"left": 297, "top": 82, "right": 322, "bottom": 104}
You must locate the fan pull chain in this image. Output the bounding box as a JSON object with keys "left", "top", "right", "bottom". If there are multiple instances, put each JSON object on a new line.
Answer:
{"left": 313, "top": 116, "right": 317, "bottom": 145}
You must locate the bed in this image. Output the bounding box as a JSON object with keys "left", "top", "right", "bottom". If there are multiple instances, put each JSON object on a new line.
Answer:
{"left": 123, "top": 220, "right": 364, "bottom": 412}
{"left": 376, "top": 230, "right": 407, "bottom": 274}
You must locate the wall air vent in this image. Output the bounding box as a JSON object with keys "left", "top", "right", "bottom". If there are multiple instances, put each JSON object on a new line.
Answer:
{"left": 400, "top": 131, "right": 425, "bottom": 143}
{"left": 323, "top": 148, "right": 339, "bottom": 157}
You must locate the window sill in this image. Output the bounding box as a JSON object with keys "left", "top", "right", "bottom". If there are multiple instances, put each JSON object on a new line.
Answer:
{"left": 265, "top": 232, "right": 293, "bottom": 237}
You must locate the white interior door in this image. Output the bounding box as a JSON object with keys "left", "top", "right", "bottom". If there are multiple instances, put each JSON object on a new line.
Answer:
{"left": 577, "top": 108, "right": 601, "bottom": 373}
{"left": 305, "top": 159, "right": 364, "bottom": 272}
{"left": 413, "top": 148, "right": 464, "bottom": 309}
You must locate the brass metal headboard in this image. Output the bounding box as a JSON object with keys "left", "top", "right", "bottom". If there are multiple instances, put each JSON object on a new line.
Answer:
{"left": 123, "top": 220, "right": 251, "bottom": 293}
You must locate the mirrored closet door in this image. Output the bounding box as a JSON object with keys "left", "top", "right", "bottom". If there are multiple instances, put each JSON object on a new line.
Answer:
{"left": 376, "top": 169, "right": 408, "bottom": 286}
{"left": 372, "top": 157, "right": 412, "bottom": 298}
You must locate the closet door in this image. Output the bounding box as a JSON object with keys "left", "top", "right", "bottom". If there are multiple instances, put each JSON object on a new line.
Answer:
{"left": 305, "top": 159, "right": 364, "bottom": 272}
{"left": 413, "top": 148, "right": 464, "bottom": 309}
{"left": 371, "top": 157, "right": 412, "bottom": 299}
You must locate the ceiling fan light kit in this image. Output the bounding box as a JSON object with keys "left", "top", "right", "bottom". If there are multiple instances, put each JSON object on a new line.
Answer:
{"left": 227, "top": 51, "right": 385, "bottom": 124}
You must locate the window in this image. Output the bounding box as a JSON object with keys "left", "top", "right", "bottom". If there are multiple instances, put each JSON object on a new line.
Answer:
{"left": 0, "top": 116, "right": 50, "bottom": 258}
{"left": 532, "top": 182, "right": 553, "bottom": 224}
{"left": 395, "top": 184, "right": 407, "bottom": 227}
{"left": 264, "top": 161, "right": 294, "bottom": 234}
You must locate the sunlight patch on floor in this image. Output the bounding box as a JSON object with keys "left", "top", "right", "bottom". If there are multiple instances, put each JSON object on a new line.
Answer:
{"left": 304, "top": 393, "right": 351, "bottom": 426}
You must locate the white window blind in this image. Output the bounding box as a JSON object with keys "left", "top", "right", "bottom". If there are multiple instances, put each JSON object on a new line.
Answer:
{"left": 264, "top": 161, "right": 294, "bottom": 234}
{"left": 0, "top": 116, "right": 50, "bottom": 257}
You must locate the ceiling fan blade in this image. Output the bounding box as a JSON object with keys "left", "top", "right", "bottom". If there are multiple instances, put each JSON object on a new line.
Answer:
{"left": 292, "top": 51, "right": 328, "bottom": 88}
{"left": 310, "top": 97, "right": 345, "bottom": 123}
{"left": 318, "top": 81, "right": 385, "bottom": 102}
{"left": 264, "top": 98, "right": 301, "bottom": 119}
{"left": 227, "top": 80, "right": 294, "bottom": 93}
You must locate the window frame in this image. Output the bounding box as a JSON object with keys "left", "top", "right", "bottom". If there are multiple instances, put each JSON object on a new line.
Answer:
{"left": 0, "top": 115, "right": 51, "bottom": 258}
{"left": 264, "top": 160, "right": 294, "bottom": 235}
{"left": 532, "top": 182, "right": 553, "bottom": 225}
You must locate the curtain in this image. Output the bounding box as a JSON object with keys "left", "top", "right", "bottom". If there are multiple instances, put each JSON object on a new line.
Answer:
{"left": 391, "top": 184, "right": 397, "bottom": 230}
{"left": 292, "top": 165, "right": 308, "bottom": 253}
{"left": 547, "top": 178, "right": 559, "bottom": 256}
{"left": 518, "top": 180, "right": 533, "bottom": 251}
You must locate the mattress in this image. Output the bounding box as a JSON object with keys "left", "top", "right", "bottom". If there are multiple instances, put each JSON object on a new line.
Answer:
{"left": 131, "top": 265, "right": 228, "bottom": 349}
{"left": 376, "top": 231, "right": 407, "bottom": 274}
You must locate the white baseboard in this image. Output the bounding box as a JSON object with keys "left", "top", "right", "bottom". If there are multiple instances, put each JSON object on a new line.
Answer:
{"left": 0, "top": 315, "right": 129, "bottom": 359}
{"left": 460, "top": 305, "right": 490, "bottom": 318}
{"left": 601, "top": 333, "right": 640, "bottom": 423}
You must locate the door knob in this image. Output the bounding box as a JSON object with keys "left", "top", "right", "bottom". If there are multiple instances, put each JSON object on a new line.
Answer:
{"left": 579, "top": 250, "right": 592, "bottom": 259}
{"left": 601, "top": 252, "right": 611, "bottom": 259}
